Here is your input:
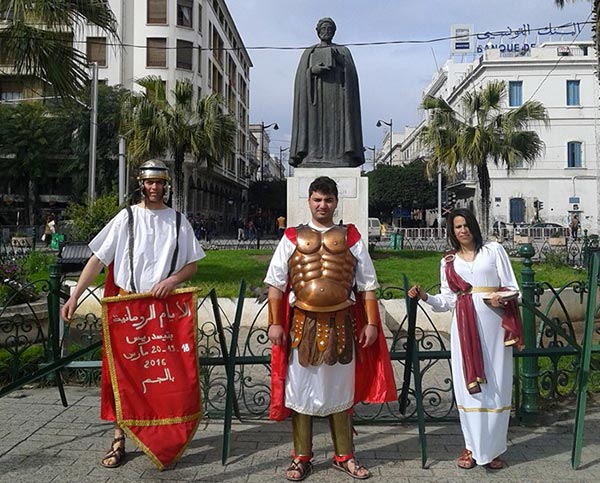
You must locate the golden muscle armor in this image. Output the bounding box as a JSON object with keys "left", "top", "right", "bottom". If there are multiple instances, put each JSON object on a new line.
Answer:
{"left": 289, "top": 225, "right": 356, "bottom": 312}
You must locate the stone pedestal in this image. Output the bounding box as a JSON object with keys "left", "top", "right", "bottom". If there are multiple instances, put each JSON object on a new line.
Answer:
{"left": 286, "top": 167, "right": 368, "bottom": 240}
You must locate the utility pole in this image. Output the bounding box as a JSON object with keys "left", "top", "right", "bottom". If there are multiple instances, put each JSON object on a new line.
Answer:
{"left": 118, "top": 136, "right": 126, "bottom": 205}
{"left": 88, "top": 62, "right": 99, "bottom": 206}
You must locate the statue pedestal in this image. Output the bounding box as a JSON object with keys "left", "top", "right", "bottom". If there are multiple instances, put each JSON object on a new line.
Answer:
{"left": 286, "top": 167, "right": 368, "bottom": 240}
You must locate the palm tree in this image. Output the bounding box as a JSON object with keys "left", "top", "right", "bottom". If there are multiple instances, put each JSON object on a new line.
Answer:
{"left": 421, "top": 80, "right": 548, "bottom": 234}
{"left": 0, "top": 1, "right": 118, "bottom": 97}
{"left": 554, "top": 0, "right": 600, "bottom": 83}
{"left": 121, "top": 77, "right": 236, "bottom": 212}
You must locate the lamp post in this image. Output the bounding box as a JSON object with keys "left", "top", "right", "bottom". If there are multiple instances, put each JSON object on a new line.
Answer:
{"left": 279, "top": 146, "right": 289, "bottom": 180}
{"left": 376, "top": 118, "right": 393, "bottom": 165}
{"left": 260, "top": 121, "right": 279, "bottom": 181}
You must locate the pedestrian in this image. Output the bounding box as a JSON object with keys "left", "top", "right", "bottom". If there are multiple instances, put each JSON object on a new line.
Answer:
{"left": 237, "top": 218, "right": 245, "bottom": 241}
{"left": 247, "top": 219, "right": 256, "bottom": 241}
{"left": 409, "top": 208, "right": 523, "bottom": 471}
{"left": 43, "top": 214, "right": 56, "bottom": 247}
{"left": 60, "top": 159, "right": 205, "bottom": 469}
{"left": 265, "top": 176, "right": 396, "bottom": 481}
{"left": 570, "top": 214, "right": 580, "bottom": 240}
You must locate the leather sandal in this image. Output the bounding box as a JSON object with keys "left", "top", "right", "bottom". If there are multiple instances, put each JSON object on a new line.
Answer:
{"left": 457, "top": 449, "right": 476, "bottom": 470}
{"left": 488, "top": 457, "right": 504, "bottom": 470}
{"left": 286, "top": 458, "right": 312, "bottom": 481}
{"left": 332, "top": 458, "right": 371, "bottom": 479}
{"left": 101, "top": 434, "right": 126, "bottom": 468}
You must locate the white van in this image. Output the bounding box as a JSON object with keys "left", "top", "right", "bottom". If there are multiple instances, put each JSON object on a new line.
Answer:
{"left": 368, "top": 218, "right": 382, "bottom": 241}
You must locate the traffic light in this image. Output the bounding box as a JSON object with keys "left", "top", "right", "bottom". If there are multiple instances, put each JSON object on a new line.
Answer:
{"left": 538, "top": 201, "right": 544, "bottom": 211}
{"left": 533, "top": 200, "right": 539, "bottom": 209}
{"left": 448, "top": 191, "right": 457, "bottom": 207}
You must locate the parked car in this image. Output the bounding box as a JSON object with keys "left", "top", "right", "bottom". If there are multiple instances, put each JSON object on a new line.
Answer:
{"left": 368, "top": 218, "right": 382, "bottom": 241}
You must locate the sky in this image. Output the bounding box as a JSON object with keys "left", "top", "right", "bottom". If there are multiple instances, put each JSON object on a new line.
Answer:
{"left": 226, "top": 0, "right": 593, "bottom": 168}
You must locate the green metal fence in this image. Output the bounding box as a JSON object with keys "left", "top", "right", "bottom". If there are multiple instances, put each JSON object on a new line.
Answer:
{"left": 1, "top": 244, "right": 599, "bottom": 468}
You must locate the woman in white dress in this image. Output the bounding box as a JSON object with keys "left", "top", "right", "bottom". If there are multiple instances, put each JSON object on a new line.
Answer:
{"left": 409, "top": 208, "right": 522, "bottom": 470}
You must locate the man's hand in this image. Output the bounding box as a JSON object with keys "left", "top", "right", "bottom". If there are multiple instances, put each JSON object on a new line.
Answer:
{"left": 61, "top": 297, "right": 77, "bottom": 321}
{"left": 359, "top": 324, "right": 378, "bottom": 349}
{"left": 268, "top": 325, "right": 286, "bottom": 346}
{"left": 151, "top": 277, "right": 178, "bottom": 299}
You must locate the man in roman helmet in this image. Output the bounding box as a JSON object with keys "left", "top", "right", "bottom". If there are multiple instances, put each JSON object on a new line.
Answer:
{"left": 265, "top": 176, "right": 396, "bottom": 481}
{"left": 61, "top": 159, "right": 205, "bottom": 468}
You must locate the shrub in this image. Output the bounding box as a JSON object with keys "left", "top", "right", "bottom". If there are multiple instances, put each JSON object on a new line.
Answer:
{"left": 0, "top": 258, "right": 38, "bottom": 306}
{"left": 21, "top": 251, "right": 56, "bottom": 282}
{"left": 65, "top": 193, "right": 121, "bottom": 242}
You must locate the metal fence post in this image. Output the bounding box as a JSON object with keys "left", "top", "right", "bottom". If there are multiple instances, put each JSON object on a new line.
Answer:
{"left": 518, "top": 243, "right": 538, "bottom": 418}
{"left": 582, "top": 229, "right": 589, "bottom": 267}
{"left": 46, "top": 263, "right": 62, "bottom": 364}
{"left": 44, "top": 263, "right": 68, "bottom": 405}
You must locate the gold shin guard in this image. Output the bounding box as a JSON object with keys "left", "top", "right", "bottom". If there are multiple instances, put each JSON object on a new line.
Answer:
{"left": 329, "top": 410, "right": 353, "bottom": 459}
{"left": 292, "top": 412, "right": 313, "bottom": 459}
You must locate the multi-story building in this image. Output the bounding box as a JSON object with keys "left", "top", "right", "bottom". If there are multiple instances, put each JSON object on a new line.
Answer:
{"left": 399, "top": 41, "right": 599, "bottom": 234}
{"left": 1, "top": 0, "right": 252, "bottom": 224}
{"left": 248, "top": 123, "right": 283, "bottom": 182}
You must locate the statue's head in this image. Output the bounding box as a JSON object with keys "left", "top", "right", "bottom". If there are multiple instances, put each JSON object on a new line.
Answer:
{"left": 316, "top": 17, "right": 336, "bottom": 42}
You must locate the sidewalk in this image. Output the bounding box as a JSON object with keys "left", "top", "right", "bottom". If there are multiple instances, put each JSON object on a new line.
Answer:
{"left": 1, "top": 386, "right": 600, "bottom": 482}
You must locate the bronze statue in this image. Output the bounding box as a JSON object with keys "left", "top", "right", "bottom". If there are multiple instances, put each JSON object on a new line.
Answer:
{"left": 290, "top": 18, "right": 365, "bottom": 168}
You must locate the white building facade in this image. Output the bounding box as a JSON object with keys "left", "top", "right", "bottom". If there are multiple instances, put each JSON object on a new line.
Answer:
{"left": 402, "top": 41, "right": 599, "bottom": 234}
{"left": 80, "top": 0, "right": 253, "bottom": 220}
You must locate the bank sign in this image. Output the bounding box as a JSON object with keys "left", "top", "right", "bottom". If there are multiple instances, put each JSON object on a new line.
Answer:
{"left": 451, "top": 22, "right": 586, "bottom": 55}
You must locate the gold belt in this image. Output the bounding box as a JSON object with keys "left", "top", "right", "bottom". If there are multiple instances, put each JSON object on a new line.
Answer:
{"left": 469, "top": 286, "right": 500, "bottom": 293}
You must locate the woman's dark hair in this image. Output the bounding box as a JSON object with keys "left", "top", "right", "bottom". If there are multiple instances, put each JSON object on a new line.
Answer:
{"left": 447, "top": 208, "right": 484, "bottom": 252}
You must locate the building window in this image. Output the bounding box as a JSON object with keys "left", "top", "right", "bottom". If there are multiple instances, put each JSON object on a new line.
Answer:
{"left": 567, "top": 80, "right": 580, "bottom": 106}
{"left": 197, "top": 48, "right": 202, "bottom": 73}
{"left": 177, "top": 0, "right": 193, "bottom": 28}
{"left": 508, "top": 81, "right": 522, "bottom": 107}
{"left": 86, "top": 37, "right": 107, "bottom": 66}
{"left": 567, "top": 141, "right": 582, "bottom": 167}
{"left": 147, "top": 0, "right": 167, "bottom": 24}
{"left": 176, "top": 40, "right": 193, "bottom": 70}
{"left": 509, "top": 198, "right": 525, "bottom": 224}
{"left": 147, "top": 38, "right": 167, "bottom": 67}
{"left": 198, "top": 4, "right": 203, "bottom": 33}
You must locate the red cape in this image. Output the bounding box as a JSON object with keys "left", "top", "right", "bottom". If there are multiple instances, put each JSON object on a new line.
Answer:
{"left": 269, "top": 225, "right": 397, "bottom": 421}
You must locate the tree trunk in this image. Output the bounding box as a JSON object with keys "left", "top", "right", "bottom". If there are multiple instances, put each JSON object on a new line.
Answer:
{"left": 172, "top": 153, "right": 185, "bottom": 213}
{"left": 26, "top": 177, "right": 35, "bottom": 226}
{"left": 477, "top": 162, "right": 491, "bottom": 236}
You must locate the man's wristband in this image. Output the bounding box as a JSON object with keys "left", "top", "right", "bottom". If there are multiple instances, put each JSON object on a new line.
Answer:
{"left": 364, "top": 298, "right": 381, "bottom": 327}
{"left": 268, "top": 297, "right": 282, "bottom": 326}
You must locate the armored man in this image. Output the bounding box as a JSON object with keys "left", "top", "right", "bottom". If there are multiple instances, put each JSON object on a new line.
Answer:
{"left": 265, "top": 176, "right": 396, "bottom": 481}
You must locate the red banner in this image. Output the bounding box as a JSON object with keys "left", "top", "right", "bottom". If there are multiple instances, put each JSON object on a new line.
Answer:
{"left": 102, "top": 288, "right": 201, "bottom": 470}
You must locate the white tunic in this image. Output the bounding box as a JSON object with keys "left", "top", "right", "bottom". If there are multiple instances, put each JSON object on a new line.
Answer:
{"left": 89, "top": 205, "right": 205, "bottom": 293}
{"left": 264, "top": 222, "right": 378, "bottom": 416}
{"left": 423, "top": 242, "right": 519, "bottom": 465}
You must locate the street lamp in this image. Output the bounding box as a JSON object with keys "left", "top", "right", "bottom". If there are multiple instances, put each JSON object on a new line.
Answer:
{"left": 279, "top": 146, "right": 289, "bottom": 180}
{"left": 376, "top": 118, "right": 393, "bottom": 165}
{"left": 260, "top": 121, "right": 279, "bottom": 181}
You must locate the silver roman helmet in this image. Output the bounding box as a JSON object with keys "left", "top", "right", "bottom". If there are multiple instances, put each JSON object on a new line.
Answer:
{"left": 137, "top": 159, "right": 171, "bottom": 202}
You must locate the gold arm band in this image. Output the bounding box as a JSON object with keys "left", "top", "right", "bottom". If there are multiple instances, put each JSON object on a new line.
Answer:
{"left": 364, "top": 298, "right": 380, "bottom": 327}
{"left": 268, "top": 297, "right": 283, "bottom": 326}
